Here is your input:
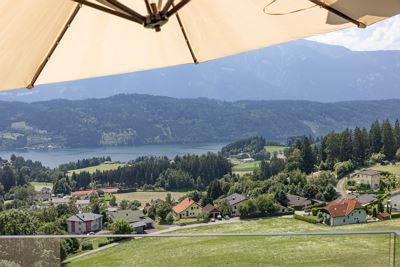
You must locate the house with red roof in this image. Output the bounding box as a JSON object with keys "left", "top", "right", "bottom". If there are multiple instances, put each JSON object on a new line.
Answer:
{"left": 323, "top": 198, "right": 367, "bottom": 226}
{"left": 173, "top": 197, "right": 202, "bottom": 219}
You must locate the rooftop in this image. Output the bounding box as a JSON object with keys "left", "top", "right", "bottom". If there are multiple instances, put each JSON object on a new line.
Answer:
{"left": 67, "top": 213, "right": 102, "bottom": 222}
{"left": 107, "top": 209, "right": 153, "bottom": 224}
{"left": 225, "top": 193, "right": 247, "bottom": 206}
{"left": 173, "top": 198, "right": 198, "bottom": 214}
{"left": 324, "top": 198, "right": 364, "bottom": 218}
{"left": 358, "top": 169, "right": 381, "bottom": 176}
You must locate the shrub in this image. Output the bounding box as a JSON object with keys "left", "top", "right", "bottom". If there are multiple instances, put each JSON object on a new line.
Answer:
{"left": 370, "top": 153, "right": 386, "bottom": 164}
{"left": 98, "top": 241, "right": 110, "bottom": 247}
{"left": 293, "top": 214, "right": 322, "bottom": 224}
{"left": 311, "top": 207, "right": 322, "bottom": 216}
{"left": 81, "top": 243, "right": 93, "bottom": 251}
{"left": 334, "top": 161, "right": 355, "bottom": 178}
{"left": 391, "top": 213, "right": 400, "bottom": 219}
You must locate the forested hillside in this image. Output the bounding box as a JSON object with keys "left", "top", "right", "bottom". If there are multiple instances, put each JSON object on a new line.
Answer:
{"left": 1, "top": 94, "right": 400, "bottom": 149}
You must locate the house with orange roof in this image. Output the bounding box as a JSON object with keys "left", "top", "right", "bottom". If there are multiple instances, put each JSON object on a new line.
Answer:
{"left": 172, "top": 197, "right": 202, "bottom": 219}
{"left": 323, "top": 198, "right": 367, "bottom": 226}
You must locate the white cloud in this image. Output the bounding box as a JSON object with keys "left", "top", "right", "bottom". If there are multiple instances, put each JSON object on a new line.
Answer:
{"left": 309, "top": 15, "right": 400, "bottom": 51}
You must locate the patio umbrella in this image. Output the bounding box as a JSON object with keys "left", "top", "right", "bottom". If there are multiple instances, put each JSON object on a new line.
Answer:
{"left": 1, "top": 0, "right": 400, "bottom": 91}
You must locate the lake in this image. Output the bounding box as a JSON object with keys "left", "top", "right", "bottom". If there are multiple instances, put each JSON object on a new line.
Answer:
{"left": 0, "top": 143, "right": 226, "bottom": 168}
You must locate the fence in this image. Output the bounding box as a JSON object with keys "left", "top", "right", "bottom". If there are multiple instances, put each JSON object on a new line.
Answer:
{"left": 0, "top": 231, "right": 399, "bottom": 267}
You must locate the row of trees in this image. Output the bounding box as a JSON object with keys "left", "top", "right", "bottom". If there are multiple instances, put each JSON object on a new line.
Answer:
{"left": 54, "top": 153, "right": 231, "bottom": 194}
{"left": 58, "top": 156, "right": 111, "bottom": 172}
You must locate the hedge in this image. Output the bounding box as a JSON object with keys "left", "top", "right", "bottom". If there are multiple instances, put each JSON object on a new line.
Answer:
{"left": 391, "top": 213, "right": 400, "bottom": 219}
{"left": 81, "top": 243, "right": 93, "bottom": 251}
{"left": 293, "top": 214, "right": 322, "bottom": 224}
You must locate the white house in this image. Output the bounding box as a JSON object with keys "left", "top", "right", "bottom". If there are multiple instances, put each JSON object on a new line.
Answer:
{"left": 358, "top": 170, "right": 381, "bottom": 189}
{"left": 323, "top": 198, "right": 367, "bottom": 226}
{"left": 67, "top": 213, "right": 103, "bottom": 234}
{"left": 225, "top": 193, "right": 248, "bottom": 217}
{"left": 390, "top": 193, "right": 400, "bottom": 211}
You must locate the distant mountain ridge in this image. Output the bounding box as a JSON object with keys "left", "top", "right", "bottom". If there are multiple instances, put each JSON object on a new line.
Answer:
{"left": 1, "top": 94, "right": 400, "bottom": 150}
{"left": 1, "top": 40, "right": 400, "bottom": 102}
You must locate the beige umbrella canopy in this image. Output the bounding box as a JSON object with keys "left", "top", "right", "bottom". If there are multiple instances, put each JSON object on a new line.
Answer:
{"left": 1, "top": 0, "right": 400, "bottom": 91}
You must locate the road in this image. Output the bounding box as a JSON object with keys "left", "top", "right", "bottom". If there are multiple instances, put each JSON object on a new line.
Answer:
{"left": 336, "top": 176, "right": 348, "bottom": 198}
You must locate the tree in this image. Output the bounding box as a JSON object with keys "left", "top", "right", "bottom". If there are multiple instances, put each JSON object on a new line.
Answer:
{"left": 322, "top": 185, "right": 337, "bottom": 202}
{"left": 353, "top": 127, "right": 367, "bottom": 166}
{"left": 119, "top": 200, "right": 128, "bottom": 210}
{"left": 377, "top": 201, "right": 384, "bottom": 213}
{"left": 166, "top": 212, "right": 174, "bottom": 225}
{"left": 369, "top": 121, "right": 382, "bottom": 154}
{"left": 129, "top": 200, "right": 141, "bottom": 210}
{"left": 207, "top": 180, "right": 223, "bottom": 201}
{"left": 216, "top": 199, "right": 232, "bottom": 217}
{"left": 0, "top": 209, "right": 38, "bottom": 235}
{"left": 274, "top": 190, "right": 288, "bottom": 206}
{"left": 394, "top": 120, "right": 400, "bottom": 151}
{"left": 381, "top": 120, "right": 396, "bottom": 160}
{"left": 254, "top": 194, "right": 278, "bottom": 215}
{"left": 302, "top": 184, "right": 319, "bottom": 199}
{"left": 111, "top": 220, "right": 133, "bottom": 238}
{"left": 238, "top": 200, "right": 257, "bottom": 218}
{"left": 370, "top": 152, "right": 386, "bottom": 164}
{"left": 156, "top": 203, "right": 172, "bottom": 223}
{"left": 109, "top": 195, "right": 117, "bottom": 207}
{"left": 372, "top": 207, "right": 378, "bottom": 218}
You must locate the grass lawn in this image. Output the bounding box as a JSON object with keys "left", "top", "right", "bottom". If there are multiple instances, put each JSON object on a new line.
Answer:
{"left": 66, "top": 217, "right": 400, "bottom": 267}
{"left": 371, "top": 164, "right": 400, "bottom": 176}
{"left": 232, "top": 161, "right": 260, "bottom": 172}
{"left": 264, "top": 145, "right": 288, "bottom": 154}
{"left": 67, "top": 163, "right": 126, "bottom": 176}
{"left": 30, "top": 182, "right": 53, "bottom": 191}
{"left": 114, "top": 191, "right": 187, "bottom": 206}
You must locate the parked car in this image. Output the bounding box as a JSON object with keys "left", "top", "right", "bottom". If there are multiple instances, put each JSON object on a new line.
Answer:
{"left": 210, "top": 218, "right": 216, "bottom": 222}
{"left": 217, "top": 215, "right": 222, "bottom": 220}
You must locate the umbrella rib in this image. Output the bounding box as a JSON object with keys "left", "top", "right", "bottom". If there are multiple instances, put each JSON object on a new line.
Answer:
{"left": 175, "top": 12, "right": 198, "bottom": 64}
{"left": 308, "top": 0, "right": 366, "bottom": 28}
{"left": 27, "top": 3, "right": 82, "bottom": 89}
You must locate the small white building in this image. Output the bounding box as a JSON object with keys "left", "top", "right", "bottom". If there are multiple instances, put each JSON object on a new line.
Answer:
{"left": 390, "top": 193, "right": 400, "bottom": 211}
{"left": 67, "top": 213, "right": 103, "bottom": 234}
{"left": 358, "top": 170, "right": 381, "bottom": 189}
{"left": 240, "top": 158, "right": 255, "bottom": 164}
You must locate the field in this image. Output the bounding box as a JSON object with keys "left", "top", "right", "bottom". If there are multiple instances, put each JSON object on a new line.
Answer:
{"left": 264, "top": 145, "right": 288, "bottom": 154}
{"left": 371, "top": 163, "right": 400, "bottom": 176}
{"left": 66, "top": 217, "right": 400, "bottom": 267}
{"left": 67, "top": 163, "right": 126, "bottom": 176}
{"left": 114, "top": 191, "right": 188, "bottom": 205}
{"left": 232, "top": 161, "right": 260, "bottom": 175}
{"left": 30, "top": 182, "right": 53, "bottom": 191}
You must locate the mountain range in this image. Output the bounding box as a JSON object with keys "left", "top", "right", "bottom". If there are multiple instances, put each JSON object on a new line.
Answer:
{"left": 1, "top": 40, "right": 400, "bottom": 103}
{"left": 1, "top": 94, "right": 400, "bottom": 150}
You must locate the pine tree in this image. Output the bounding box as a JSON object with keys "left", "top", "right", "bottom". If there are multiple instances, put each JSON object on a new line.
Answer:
{"left": 369, "top": 120, "right": 382, "bottom": 154}
{"left": 300, "top": 137, "right": 315, "bottom": 174}
{"left": 394, "top": 119, "right": 400, "bottom": 151}
{"left": 353, "top": 127, "right": 367, "bottom": 166}
{"left": 381, "top": 120, "right": 396, "bottom": 160}
{"left": 339, "top": 129, "right": 353, "bottom": 162}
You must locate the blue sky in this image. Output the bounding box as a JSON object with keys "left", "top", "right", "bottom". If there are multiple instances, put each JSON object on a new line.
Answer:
{"left": 310, "top": 15, "right": 400, "bottom": 51}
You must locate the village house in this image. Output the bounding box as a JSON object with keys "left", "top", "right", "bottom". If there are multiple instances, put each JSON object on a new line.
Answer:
{"left": 107, "top": 209, "right": 154, "bottom": 234}
{"left": 76, "top": 199, "right": 90, "bottom": 210}
{"left": 225, "top": 193, "right": 247, "bottom": 217}
{"left": 67, "top": 213, "right": 103, "bottom": 234}
{"left": 323, "top": 198, "right": 367, "bottom": 226}
{"left": 357, "top": 170, "right": 381, "bottom": 189}
{"left": 51, "top": 197, "right": 70, "bottom": 206}
{"left": 202, "top": 204, "right": 221, "bottom": 219}
{"left": 173, "top": 197, "right": 202, "bottom": 219}
{"left": 287, "top": 194, "right": 312, "bottom": 211}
